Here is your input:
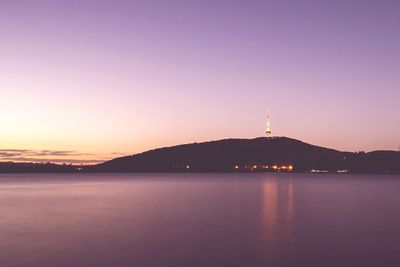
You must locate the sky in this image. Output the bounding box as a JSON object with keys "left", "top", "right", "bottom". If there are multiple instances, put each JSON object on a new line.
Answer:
{"left": 0, "top": 0, "right": 399, "bottom": 164}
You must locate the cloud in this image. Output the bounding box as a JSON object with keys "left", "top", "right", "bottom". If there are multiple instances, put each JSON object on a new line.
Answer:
{"left": 111, "top": 152, "right": 126, "bottom": 155}
{"left": 0, "top": 149, "right": 30, "bottom": 158}
{"left": 0, "top": 149, "right": 93, "bottom": 157}
{"left": 0, "top": 157, "right": 104, "bottom": 164}
{"left": 0, "top": 152, "right": 23, "bottom": 157}
{"left": 31, "top": 150, "right": 94, "bottom": 157}
{"left": 0, "top": 149, "right": 108, "bottom": 164}
{"left": 0, "top": 149, "right": 30, "bottom": 152}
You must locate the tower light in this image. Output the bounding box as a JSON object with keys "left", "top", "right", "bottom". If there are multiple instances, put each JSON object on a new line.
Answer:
{"left": 266, "top": 111, "right": 272, "bottom": 138}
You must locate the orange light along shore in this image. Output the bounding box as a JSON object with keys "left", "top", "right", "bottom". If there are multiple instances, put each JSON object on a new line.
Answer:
{"left": 234, "top": 164, "right": 294, "bottom": 172}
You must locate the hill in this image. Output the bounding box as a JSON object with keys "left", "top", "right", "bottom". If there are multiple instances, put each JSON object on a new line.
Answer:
{"left": 87, "top": 137, "right": 400, "bottom": 173}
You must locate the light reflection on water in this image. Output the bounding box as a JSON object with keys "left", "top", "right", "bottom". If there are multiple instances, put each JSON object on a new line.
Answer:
{"left": 262, "top": 179, "right": 278, "bottom": 241}
{"left": 0, "top": 173, "right": 400, "bottom": 267}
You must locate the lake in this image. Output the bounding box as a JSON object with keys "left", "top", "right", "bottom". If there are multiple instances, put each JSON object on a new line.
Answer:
{"left": 1, "top": 173, "right": 400, "bottom": 267}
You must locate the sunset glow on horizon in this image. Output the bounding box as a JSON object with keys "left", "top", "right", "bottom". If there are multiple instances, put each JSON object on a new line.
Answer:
{"left": 1, "top": 0, "right": 399, "bottom": 164}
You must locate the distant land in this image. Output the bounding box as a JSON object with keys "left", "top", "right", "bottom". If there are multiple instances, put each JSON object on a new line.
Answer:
{"left": 1, "top": 137, "right": 399, "bottom": 174}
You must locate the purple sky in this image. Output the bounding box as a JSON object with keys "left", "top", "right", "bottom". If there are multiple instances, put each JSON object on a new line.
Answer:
{"left": 0, "top": 0, "right": 399, "bottom": 163}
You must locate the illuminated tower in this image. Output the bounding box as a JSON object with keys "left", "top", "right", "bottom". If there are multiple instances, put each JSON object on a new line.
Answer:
{"left": 265, "top": 113, "right": 272, "bottom": 138}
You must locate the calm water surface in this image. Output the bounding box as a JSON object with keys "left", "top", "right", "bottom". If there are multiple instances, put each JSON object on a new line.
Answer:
{"left": 1, "top": 173, "right": 400, "bottom": 267}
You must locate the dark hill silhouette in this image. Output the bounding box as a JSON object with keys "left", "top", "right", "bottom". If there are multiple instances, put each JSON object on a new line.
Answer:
{"left": 86, "top": 137, "right": 400, "bottom": 173}
{"left": 1, "top": 137, "right": 399, "bottom": 173}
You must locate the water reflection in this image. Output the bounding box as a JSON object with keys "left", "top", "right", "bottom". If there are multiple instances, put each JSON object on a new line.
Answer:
{"left": 287, "top": 181, "right": 294, "bottom": 236}
{"left": 261, "top": 178, "right": 294, "bottom": 245}
{"left": 1, "top": 173, "right": 400, "bottom": 267}
{"left": 262, "top": 179, "right": 278, "bottom": 239}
